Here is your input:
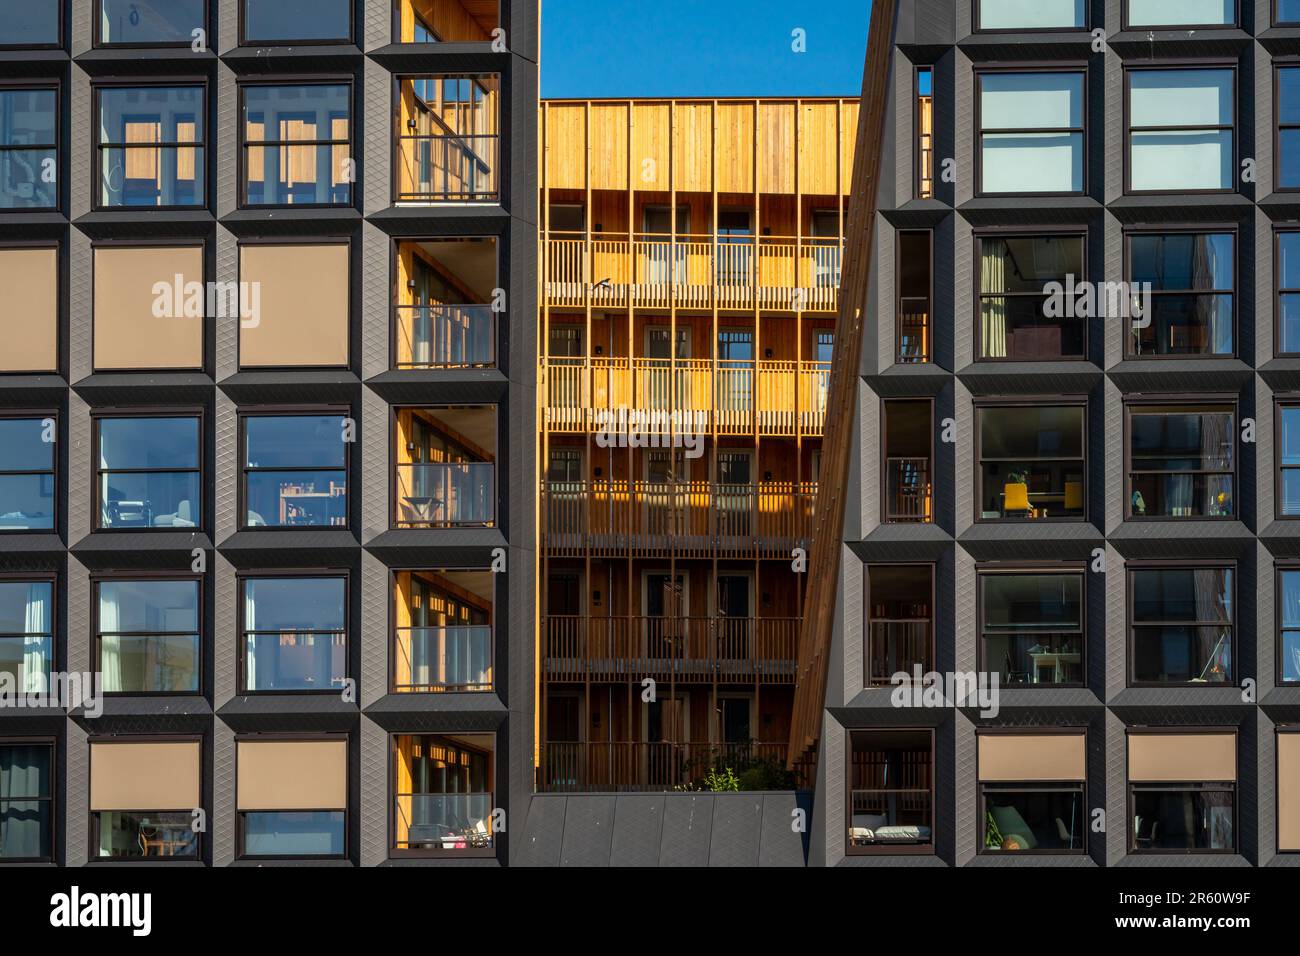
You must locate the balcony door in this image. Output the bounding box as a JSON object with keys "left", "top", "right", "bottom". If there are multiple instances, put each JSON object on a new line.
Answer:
{"left": 716, "top": 573, "right": 752, "bottom": 661}
{"left": 811, "top": 209, "right": 842, "bottom": 287}
{"left": 643, "top": 571, "right": 687, "bottom": 661}
{"left": 644, "top": 326, "right": 690, "bottom": 412}
{"left": 717, "top": 328, "right": 754, "bottom": 416}
{"left": 717, "top": 450, "right": 753, "bottom": 537}
{"left": 716, "top": 208, "right": 753, "bottom": 286}
{"left": 643, "top": 204, "right": 689, "bottom": 284}
{"left": 643, "top": 692, "right": 689, "bottom": 786}
{"left": 719, "top": 696, "right": 754, "bottom": 763}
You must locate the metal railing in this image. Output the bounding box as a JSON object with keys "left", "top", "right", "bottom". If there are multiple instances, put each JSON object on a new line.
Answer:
{"left": 395, "top": 133, "right": 498, "bottom": 201}
{"left": 885, "top": 457, "right": 932, "bottom": 523}
{"left": 394, "top": 462, "right": 495, "bottom": 527}
{"left": 543, "top": 615, "right": 798, "bottom": 683}
{"left": 394, "top": 304, "right": 495, "bottom": 368}
{"left": 393, "top": 625, "right": 493, "bottom": 692}
{"left": 539, "top": 741, "right": 790, "bottom": 792}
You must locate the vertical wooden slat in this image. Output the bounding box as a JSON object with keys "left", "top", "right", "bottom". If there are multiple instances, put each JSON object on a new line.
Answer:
{"left": 787, "top": 0, "right": 898, "bottom": 770}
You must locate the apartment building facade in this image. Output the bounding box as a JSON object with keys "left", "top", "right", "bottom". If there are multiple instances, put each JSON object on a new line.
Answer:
{"left": 811, "top": 0, "right": 1300, "bottom": 867}
{"left": 0, "top": 0, "right": 537, "bottom": 865}
{"left": 535, "top": 97, "right": 856, "bottom": 792}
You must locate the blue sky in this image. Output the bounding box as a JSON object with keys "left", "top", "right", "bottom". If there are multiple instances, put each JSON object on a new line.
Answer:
{"left": 540, "top": 0, "right": 871, "bottom": 99}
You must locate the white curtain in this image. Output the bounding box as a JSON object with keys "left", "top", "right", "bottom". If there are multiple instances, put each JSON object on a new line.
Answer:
{"left": 244, "top": 586, "right": 257, "bottom": 690}
{"left": 0, "top": 746, "right": 45, "bottom": 858}
{"left": 98, "top": 588, "right": 121, "bottom": 693}
{"left": 22, "top": 584, "right": 49, "bottom": 695}
{"left": 981, "top": 241, "right": 1008, "bottom": 358}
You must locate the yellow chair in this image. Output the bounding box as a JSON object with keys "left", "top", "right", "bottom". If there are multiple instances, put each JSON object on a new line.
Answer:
{"left": 1003, "top": 482, "right": 1032, "bottom": 516}
{"left": 1064, "top": 481, "right": 1083, "bottom": 512}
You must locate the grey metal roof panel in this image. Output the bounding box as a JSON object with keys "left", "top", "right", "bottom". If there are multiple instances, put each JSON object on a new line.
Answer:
{"left": 559, "top": 793, "right": 616, "bottom": 867}
{"left": 658, "top": 793, "right": 715, "bottom": 867}
{"left": 707, "top": 793, "right": 764, "bottom": 867}
{"left": 517, "top": 793, "right": 567, "bottom": 867}
{"left": 608, "top": 794, "right": 666, "bottom": 867}
{"left": 758, "top": 792, "right": 812, "bottom": 867}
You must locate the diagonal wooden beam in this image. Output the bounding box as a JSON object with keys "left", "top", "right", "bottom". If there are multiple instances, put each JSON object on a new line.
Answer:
{"left": 787, "top": 0, "right": 898, "bottom": 771}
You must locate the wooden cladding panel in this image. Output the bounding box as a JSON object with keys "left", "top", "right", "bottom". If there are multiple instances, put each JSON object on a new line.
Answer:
{"left": 541, "top": 99, "right": 856, "bottom": 197}
{"left": 799, "top": 101, "right": 840, "bottom": 195}
{"left": 673, "top": 103, "right": 713, "bottom": 193}
{"left": 589, "top": 103, "right": 629, "bottom": 191}
{"left": 545, "top": 103, "right": 586, "bottom": 190}
{"left": 716, "top": 102, "right": 753, "bottom": 194}
{"left": 758, "top": 102, "right": 795, "bottom": 194}
{"left": 631, "top": 102, "right": 671, "bottom": 192}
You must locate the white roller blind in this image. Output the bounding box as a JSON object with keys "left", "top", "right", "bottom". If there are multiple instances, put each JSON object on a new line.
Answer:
{"left": 1127, "top": 0, "right": 1233, "bottom": 26}
{"left": 1130, "top": 70, "right": 1232, "bottom": 127}
{"left": 983, "top": 133, "right": 1083, "bottom": 193}
{"left": 1130, "top": 131, "right": 1232, "bottom": 191}
{"left": 980, "top": 0, "right": 1085, "bottom": 29}
{"left": 981, "top": 73, "right": 1082, "bottom": 130}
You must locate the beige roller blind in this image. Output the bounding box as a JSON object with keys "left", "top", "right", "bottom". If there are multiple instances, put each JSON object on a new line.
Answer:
{"left": 89, "top": 741, "right": 201, "bottom": 811}
{"left": 237, "top": 739, "right": 347, "bottom": 811}
{"left": 94, "top": 245, "right": 204, "bottom": 370}
{"left": 239, "top": 243, "right": 349, "bottom": 368}
{"left": 1128, "top": 732, "right": 1236, "bottom": 783}
{"left": 0, "top": 247, "right": 58, "bottom": 372}
{"left": 978, "top": 733, "right": 1086, "bottom": 782}
{"left": 1280, "top": 733, "right": 1300, "bottom": 851}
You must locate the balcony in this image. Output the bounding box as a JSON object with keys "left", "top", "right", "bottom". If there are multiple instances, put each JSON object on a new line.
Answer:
{"left": 394, "top": 625, "right": 493, "bottom": 692}
{"left": 883, "top": 400, "right": 933, "bottom": 523}
{"left": 395, "top": 0, "right": 500, "bottom": 43}
{"left": 542, "top": 480, "right": 816, "bottom": 558}
{"left": 542, "top": 233, "right": 842, "bottom": 312}
{"left": 394, "top": 407, "right": 496, "bottom": 529}
{"left": 542, "top": 358, "right": 830, "bottom": 436}
{"left": 544, "top": 615, "right": 797, "bottom": 684}
{"left": 538, "top": 740, "right": 789, "bottom": 793}
{"left": 395, "top": 76, "right": 499, "bottom": 203}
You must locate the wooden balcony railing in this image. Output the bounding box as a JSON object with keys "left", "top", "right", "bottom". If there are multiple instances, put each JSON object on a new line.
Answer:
{"left": 867, "top": 620, "right": 931, "bottom": 684}
{"left": 539, "top": 740, "right": 790, "bottom": 793}
{"left": 543, "top": 615, "right": 798, "bottom": 684}
{"left": 542, "top": 480, "right": 816, "bottom": 558}
{"left": 541, "top": 233, "right": 842, "bottom": 312}
{"left": 885, "top": 457, "right": 932, "bottom": 523}
{"left": 542, "top": 358, "right": 830, "bottom": 436}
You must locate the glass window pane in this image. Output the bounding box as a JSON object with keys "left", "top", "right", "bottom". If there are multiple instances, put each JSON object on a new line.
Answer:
{"left": 1130, "top": 131, "right": 1233, "bottom": 191}
{"left": 99, "top": 472, "right": 201, "bottom": 528}
{"left": 0, "top": 419, "right": 54, "bottom": 472}
{"left": 1127, "top": 0, "right": 1234, "bottom": 26}
{"left": 0, "top": 744, "right": 52, "bottom": 859}
{"left": 1132, "top": 790, "right": 1234, "bottom": 850}
{"left": 1130, "top": 70, "right": 1232, "bottom": 127}
{"left": 980, "top": 406, "right": 1085, "bottom": 459}
{"left": 242, "top": 811, "right": 344, "bottom": 856}
{"left": 0, "top": 581, "right": 52, "bottom": 634}
{"left": 982, "top": 132, "right": 1083, "bottom": 193}
{"left": 98, "top": 417, "right": 200, "bottom": 470}
{"left": 983, "top": 787, "right": 1085, "bottom": 851}
{"left": 243, "top": 0, "right": 351, "bottom": 42}
{"left": 1283, "top": 570, "right": 1300, "bottom": 630}
{"left": 1130, "top": 409, "right": 1234, "bottom": 470}
{"left": 242, "top": 84, "right": 350, "bottom": 139}
{"left": 982, "top": 574, "right": 1082, "bottom": 629}
{"left": 0, "top": 0, "right": 60, "bottom": 45}
{"left": 1282, "top": 235, "right": 1300, "bottom": 290}
{"left": 0, "top": 89, "right": 56, "bottom": 147}
{"left": 99, "top": 580, "right": 199, "bottom": 633}
{"left": 1281, "top": 69, "right": 1300, "bottom": 126}
{"left": 244, "top": 577, "right": 345, "bottom": 631}
{"left": 96, "top": 811, "right": 197, "bottom": 857}
{"left": 1283, "top": 129, "right": 1300, "bottom": 189}
{"left": 1132, "top": 568, "right": 1232, "bottom": 622}
{"left": 244, "top": 416, "right": 346, "bottom": 468}
{"left": 99, "top": 0, "right": 205, "bottom": 44}
{"left": 1130, "top": 234, "right": 1232, "bottom": 291}
{"left": 979, "top": 0, "right": 1085, "bottom": 29}
{"left": 1283, "top": 294, "right": 1300, "bottom": 353}
{"left": 100, "top": 634, "right": 199, "bottom": 692}
{"left": 1283, "top": 0, "right": 1300, "bottom": 22}
{"left": 981, "top": 73, "right": 1082, "bottom": 129}
{"left": 99, "top": 86, "right": 205, "bottom": 142}
{"left": 0, "top": 148, "right": 57, "bottom": 209}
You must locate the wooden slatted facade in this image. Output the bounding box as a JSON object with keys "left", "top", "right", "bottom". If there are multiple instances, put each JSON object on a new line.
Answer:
{"left": 537, "top": 97, "right": 856, "bottom": 791}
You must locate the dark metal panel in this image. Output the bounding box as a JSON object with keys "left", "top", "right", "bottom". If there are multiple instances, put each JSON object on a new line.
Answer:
{"left": 558, "top": 793, "right": 616, "bottom": 866}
